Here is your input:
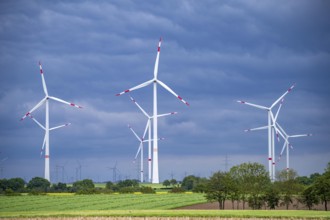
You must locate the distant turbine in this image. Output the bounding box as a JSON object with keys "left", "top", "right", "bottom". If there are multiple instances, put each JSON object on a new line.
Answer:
{"left": 128, "top": 95, "right": 177, "bottom": 182}
{"left": 116, "top": 38, "right": 189, "bottom": 183}
{"left": 237, "top": 84, "right": 295, "bottom": 181}
{"left": 276, "top": 122, "right": 312, "bottom": 176}
{"left": 20, "top": 62, "right": 82, "bottom": 182}
{"left": 128, "top": 124, "right": 164, "bottom": 182}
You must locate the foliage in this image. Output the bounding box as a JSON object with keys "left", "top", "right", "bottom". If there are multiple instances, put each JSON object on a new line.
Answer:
{"left": 0, "top": 178, "right": 25, "bottom": 193}
{"left": 181, "top": 175, "right": 208, "bottom": 192}
{"left": 205, "top": 171, "right": 233, "bottom": 209}
{"left": 301, "top": 185, "right": 319, "bottom": 210}
{"left": 170, "top": 186, "right": 185, "bottom": 193}
{"left": 73, "top": 179, "right": 95, "bottom": 194}
{"left": 276, "top": 169, "right": 304, "bottom": 210}
{"left": 117, "top": 179, "right": 139, "bottom": 188}
{"left": 313, "top": 167, "right": 330, "bottom": 211}
{"left": 139, "top": 186, "right": 155, "bottom": 194}
{"left": 230, "top": 162, "right": 270, "bottom": 210}
{"left": 163, "top": 180, "right": 171, "bottom": 188}
{"left": 264, "top": 184, "right": 280, "bottom": 209}
{"left": 27, "top": 177, "right": 50, "bottom": 193}
{"left": 51, "top": 182, "right": 68, "bottom": 192}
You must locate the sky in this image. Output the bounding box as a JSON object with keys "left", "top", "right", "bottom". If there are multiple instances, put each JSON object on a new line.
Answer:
{"left": 0, "top": 0, "right": 329, "bottom": 183}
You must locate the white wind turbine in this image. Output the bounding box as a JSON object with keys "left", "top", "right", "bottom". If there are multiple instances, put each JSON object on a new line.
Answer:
{"left": 276, "top": 122, "right": 312, "bottom": 175}
{"left": 116, "top": 38, "right": 189, "bottom": 183}
{"left": 128, "top": 124, "right": 164, "bottom": 182}
{"left": 128, "top": 95, "right": 177, "bottom": 182}
{"left": 20, "top": 62, "right": 82, "bottom": 182}
{"left": 237, "top": 84, "right": 295, "bottom": 181}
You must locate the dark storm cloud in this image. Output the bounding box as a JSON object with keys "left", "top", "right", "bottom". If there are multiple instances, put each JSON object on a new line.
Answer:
{"left": 0, "top": 0, "right": 329, "bottom": 181}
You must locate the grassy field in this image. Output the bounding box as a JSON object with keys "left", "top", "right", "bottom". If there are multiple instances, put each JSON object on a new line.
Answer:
{"left": 0, "top": 193, "right": 329, "bottom": 219}
{"left": 0, "top": 193, "right": 205, "bottom": 211}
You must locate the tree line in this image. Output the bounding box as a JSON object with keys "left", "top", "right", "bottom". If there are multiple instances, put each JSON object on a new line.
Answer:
{"left": 0, "top": 177, "right": 155, "bottom": 195}
{"left": 177, "top": 162, "right": 330, "bottom": 211}
{"left": 1, "top": 161, "right": 329, "bottom": 211}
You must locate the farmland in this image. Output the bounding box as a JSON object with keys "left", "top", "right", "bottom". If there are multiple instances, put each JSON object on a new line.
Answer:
{"left": 0, "top": 193, "right": 329, "bottom": 219}
{"left": 0, "top": 193, "right": 206, "bottom": 211}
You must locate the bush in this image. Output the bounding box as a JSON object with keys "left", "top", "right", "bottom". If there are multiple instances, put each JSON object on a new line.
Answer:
{"left": 140, "top": 186, "right": 155, "bottom": 194}
{"left": 4, "top": 189, "right": 21, "bottom": 196}
{"left": 170, "top": 186, "right": 186, "bottom": 193}
{"left": 119, "top": 187, "right": 137, "bottom": 194}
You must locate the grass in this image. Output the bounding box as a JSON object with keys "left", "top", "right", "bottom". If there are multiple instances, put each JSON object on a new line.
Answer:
{"left": 0, "top": 193, "right": 329, "bottom": 219}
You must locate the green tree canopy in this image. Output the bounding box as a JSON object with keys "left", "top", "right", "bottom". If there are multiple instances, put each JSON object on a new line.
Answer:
{"left": 205, "top": 171, "right": 233, "bottom": 209}
{"left": 27, "top": 177, "right": 50, "bottom": 192}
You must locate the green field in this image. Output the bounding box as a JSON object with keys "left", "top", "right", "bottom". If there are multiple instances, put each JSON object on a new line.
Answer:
{"left": 0, "top": 193, "right": 205, "bottom": 211}
{"left": 0, "top": 193, "right": 329, "bottom": 219}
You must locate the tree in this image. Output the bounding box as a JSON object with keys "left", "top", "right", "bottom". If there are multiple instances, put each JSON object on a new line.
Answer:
{"left": 163, "top": 180, "right": 171, "bottom": 188}
{"left": 301, "top": 185, "right": 319, "bottom": 210}
{"left": 264, "top": 184, "right": 280, "bottom": 209}
{"left": 7, "top": 178, "right": 25, "bottom": 192}
{"left": 230, "top": 162, "right": 270, "bottom": 209}
{"left": 181, "top": 175, "right": 208, "bottom": 192}
{"left": 205, "top": 171, "right": 233, "bottom": 209}
{"left": 170, "top": 178, "right": 178, "bottom": 186}
{"left": 117, "top": 179, "right": 139, "bottom": 188}
{"left": 27, "top": 177, "right": 50, "bottom": 193}
{"left": 314, "top": 169, "right": 330, "bottom": 211}
{"left": 73, "top": 179, "right": 95, "bottom": 194}
{"left": 276, "top": 169, "right": 304, "bottom": 210}
{"left": 51, "top": 182, "right": 68, "bottom": 192}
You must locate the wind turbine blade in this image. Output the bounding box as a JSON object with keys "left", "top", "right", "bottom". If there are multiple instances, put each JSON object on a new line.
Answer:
{"left": 276, "top": 122, "right": 288, "bottom": 137}
{"left": 20, "top": 97, "right": 47, "bottom": 121}
{"left": 156, "top": 112, "right": 178, "bottom": 118}
{"left": 40, "top": 133, "right": 46, "bottom": 158}
{"left": 236, "top": 100, "right": 268, "bottom": 110}
{"left": 48, "top": 96, "right": 82, "bottom": 108}
{"left": 278, "top": 141, "right": 287, "bottom": 162}
{"left": 157, "top": 80, "right": 190, "bottom": 106}
{"left": 270, "top": 83, "right": 295, "bottom": 109}
{"left": 244, "top": 125, "right": 268, "bottom": 132}
{"left": 39, "top": 62, "right": 49, "bottom": 96}
{"left": 129, "top": 95, "right": 150, "bottom": 118}
{"left": 128, "top": 124, "right": 142, "bottom": 142}
{"left": 142, "top": 121, "right": 149, "bottom": 141}
{"left": 153, "top": 37, "right": 162, "bottom": 79}
{"left": 49, "top": 123, "right": 71, "bottom": 131}
{"left": 274, "top": 99, "right": 284, "bottom": 121}
{"left": 28, "top": 115, "right": 45, "bottom": 130}
{"left": 116, "top": 79, "right": 154, "bottom": 96}
{"left": 289, "top": 134, "right": 312, "bottom": 138}
{"left": 134, "top": 143, "right": 142, "bottom": 160}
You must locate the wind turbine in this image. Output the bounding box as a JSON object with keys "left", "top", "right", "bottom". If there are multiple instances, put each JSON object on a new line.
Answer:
{"left": 237, "top": 84, "right": 295, "bottom": 181}
{"left": 20, "top": 62, "right": 82, "bottom": 182}
{"left": 128, "top": 123, "right": 165, "bottom": 182}
{"left": 276, "top": 122, "right": 312, "bottom": 176}
{"left": 116, "top": 38, "right": 189, "bottom": 183}
{"left": 107, "top": 162, "right": 118, "bottom": 182}
{"left": 128, "top": 95, "right": 177, "bottom": 182}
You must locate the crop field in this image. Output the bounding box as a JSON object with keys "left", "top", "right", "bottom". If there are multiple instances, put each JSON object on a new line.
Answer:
{"left": 0, "top": 193, "right": 329, "bottom": 219}
{"left": 0, "top": 193, "right": 206, "bottom": 212}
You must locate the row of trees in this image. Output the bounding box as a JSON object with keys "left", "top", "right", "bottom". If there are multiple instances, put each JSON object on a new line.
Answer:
{"left": 203, "top": 162, "right": 330, "bottom": 210}
{"left": 0, "top": 177, "right": 155, "bottom": 195}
